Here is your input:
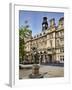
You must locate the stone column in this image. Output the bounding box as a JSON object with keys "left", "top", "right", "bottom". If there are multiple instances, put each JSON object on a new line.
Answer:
{"left": 43, "top": 54, "right": 45, "bottom": 63}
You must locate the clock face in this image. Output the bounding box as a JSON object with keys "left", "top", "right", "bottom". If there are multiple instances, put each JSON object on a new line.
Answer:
{"left": 43, "top": 24, "right": 45, "bottom": 27}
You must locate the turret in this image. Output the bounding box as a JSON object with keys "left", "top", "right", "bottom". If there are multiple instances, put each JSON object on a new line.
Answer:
{"left": 58, "top": 17, "right": 64, "bottom": 26}
{"left": 42, "top": 17, "right": 48, "bottom": 31}
{"left": 50, "top": 18, "right": 55, "bottom": 27}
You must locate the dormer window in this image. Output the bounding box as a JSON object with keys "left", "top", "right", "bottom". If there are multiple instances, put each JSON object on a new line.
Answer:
{"left": 34, "top": 36, "right": 36, "bottom": 38}
{"left": 43, "top": 32, "right": 45, "bottom": 35}
{"left": 40, "top": 33, "right": 42, "bottom": 36}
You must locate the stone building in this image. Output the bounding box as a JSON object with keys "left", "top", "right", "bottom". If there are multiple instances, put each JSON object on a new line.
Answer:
{"left": 25, "top": 17, "right": 64, "bottom": 64}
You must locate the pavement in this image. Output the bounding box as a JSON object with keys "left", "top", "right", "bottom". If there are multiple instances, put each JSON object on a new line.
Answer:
{"left": 19, "top": 65, "right": 64, "bottom": 79}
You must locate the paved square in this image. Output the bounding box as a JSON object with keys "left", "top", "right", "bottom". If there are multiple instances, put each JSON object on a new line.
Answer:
{"left": 19, "top": 65, "right": 64, "bottom": 79}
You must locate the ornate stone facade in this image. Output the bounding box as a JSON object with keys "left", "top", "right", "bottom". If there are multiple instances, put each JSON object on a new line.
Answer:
{"left": 25, "top": 17, "right": 64, "bottom": 64}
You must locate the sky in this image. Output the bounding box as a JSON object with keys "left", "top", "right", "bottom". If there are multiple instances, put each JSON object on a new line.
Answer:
{"left": 19, "top": 10, "right": 64, "bottom": 36}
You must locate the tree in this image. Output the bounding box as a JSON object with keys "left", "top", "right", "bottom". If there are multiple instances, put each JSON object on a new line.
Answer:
{"left": 19, "top": 24, "right": 32, "bottom": 63}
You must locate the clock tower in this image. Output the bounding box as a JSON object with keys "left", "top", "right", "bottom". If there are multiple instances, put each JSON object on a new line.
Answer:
{"left": 42, "top": 17, "right": 48, "bottom": 31}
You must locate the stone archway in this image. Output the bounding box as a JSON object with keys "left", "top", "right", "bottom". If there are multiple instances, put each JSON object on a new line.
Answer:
{"left": 39, "top": 51, "right": 48, "bottom": 64}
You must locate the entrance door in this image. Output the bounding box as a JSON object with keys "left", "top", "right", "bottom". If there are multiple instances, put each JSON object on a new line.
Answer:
{"left": 48, "top": 55, "right": 52, "bottom": 63}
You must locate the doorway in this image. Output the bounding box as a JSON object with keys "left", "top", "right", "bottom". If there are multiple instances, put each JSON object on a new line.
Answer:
{"left": 48, "top": 54, "right": 52, "bottom": 63}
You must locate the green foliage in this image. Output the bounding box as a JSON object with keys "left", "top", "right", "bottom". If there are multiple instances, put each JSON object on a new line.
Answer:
{"left": 19, "top": 25, "right": 32, "bottom": 63}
